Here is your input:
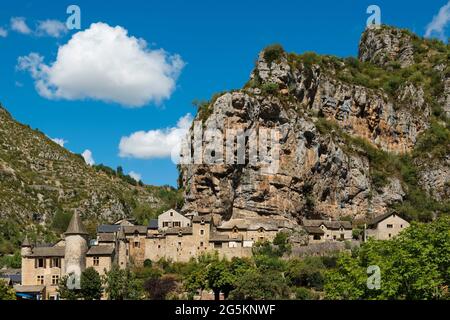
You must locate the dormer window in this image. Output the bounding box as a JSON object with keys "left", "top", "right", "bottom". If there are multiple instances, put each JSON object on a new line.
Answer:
{"left": 233, "top": 227, "right": 238, "bottom": 233}
{"left": 178, "top": 231, "right": 183, "bottom": 237}
{"left": 258, "top": 227, "right": 264, "bottom": 233}
{"left": 201, "top": 219, "right": 205, "bottom": 225}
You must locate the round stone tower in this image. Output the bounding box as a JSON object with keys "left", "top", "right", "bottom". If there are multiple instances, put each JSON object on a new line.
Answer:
{"left": 64, "top": 212, "right": 88, "bottom": 286}
{"left": 21, "top": 235, "right": 32, "bottom": 257}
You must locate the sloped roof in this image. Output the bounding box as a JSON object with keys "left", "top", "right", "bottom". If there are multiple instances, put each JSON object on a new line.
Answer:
{"left": 22, "top": 235, "right": 31, "bottom": 247}
{"left": 192, "top": 215, "right": 213, "bottom": 223}
{"left": 65, "top": 212, "right": 88, "bottom": 235}
{"left": 367, "top": 212, "right": 406, "bottom": 228}
{"left": 148, "top": 219, "right": 159, "bottom": 230}
{"left": 122, "top": 226, "right": 148, "bottom": 235}
{"left": 98, "top": 233, "right": 115, "bottom": 242}
{"left": 165, "top": 227, "right": 192, "bottom": 235}
{"left": 303, "top": 226, "right": 325, "bottom": 235}
{"left": 209, "top": 233, "right": 243, "bottom": 242}
{"left": 87, "top": 245, "right": 115, "bottom": 256}
{"left": 217, "top": 219, "right": 278, "bottom": 231}
{"left": 14, "top": 285, "right": 45, "bottom": 293}
{"left": 28, "top": 246, "right": 65, "bottom": 257}
{"left": 303, "top": 219, "right": 352, "bottom": 230}
{"left": 97, "top": 224, "right": 121, "bottom": 233}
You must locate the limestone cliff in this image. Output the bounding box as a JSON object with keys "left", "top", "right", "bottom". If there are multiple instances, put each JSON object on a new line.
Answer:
{"left": 180, "top": 26, "right": 450, "bottom": 226}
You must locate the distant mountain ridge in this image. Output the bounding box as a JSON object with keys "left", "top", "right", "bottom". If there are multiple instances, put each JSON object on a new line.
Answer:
{"left": 0, "top": 105, "right": 180, "bottom": 252}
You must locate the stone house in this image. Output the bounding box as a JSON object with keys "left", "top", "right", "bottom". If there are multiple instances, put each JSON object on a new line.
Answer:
{"left": 17, "top": 209, "right": 282, "bottom": 299}
{"left": 17, "top": 213, "right": 114, "bottom": 300}
{"left": 303, "top": 219, "right": 353, "bottom": 243}
{"left": 158, "top": 209, "right": 191, "bottom": 230}
{"left": 366, "top": 212, "right": 410, "bottom": 240}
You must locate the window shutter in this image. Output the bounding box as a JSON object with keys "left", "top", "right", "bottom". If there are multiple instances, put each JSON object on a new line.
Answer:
{"left": 35, "top": 259, "right": 37, "bottom": 268}
{"left": 43, "top": 258, "right": 46, "bottom": 269}
{"left": 50, "top": 259, "right": 53, "bottom": 268}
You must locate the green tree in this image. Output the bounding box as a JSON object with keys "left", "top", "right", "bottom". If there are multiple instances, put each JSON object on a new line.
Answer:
{"left": 324, "top": 217, "right": 450, "bottom": 300}
{"left": 206, "top": 259, "right": 235, "bottom": 300}
{"left": 57, "top": 275, "right": 80, "bottom": 300}
{"left": 229, "top": 269, "right": 290, "bottom": 300}
{"left": 80, "top": 267, "right": 103, "bottom": 300}
{"left": 104, "top": 265, "right": 143, "bottom": 300}
{"left": 0, "top": 280, "right": 16, "bottom": 300}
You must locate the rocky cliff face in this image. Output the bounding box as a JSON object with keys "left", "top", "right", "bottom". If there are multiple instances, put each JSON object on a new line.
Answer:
{"left": 180, "top": 26, "right": 449, "bottom": 226}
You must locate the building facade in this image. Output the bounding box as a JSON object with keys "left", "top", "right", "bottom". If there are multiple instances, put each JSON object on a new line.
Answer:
{"left": 366, "top": 212, "right": 410, "bottom": 240}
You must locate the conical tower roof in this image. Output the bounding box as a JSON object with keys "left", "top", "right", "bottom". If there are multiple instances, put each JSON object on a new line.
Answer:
{"left": 22, "top": 235, "right": 31, "bottom": 247}
{"left": 65, "top": 212, "right": 88, "bottom": 235}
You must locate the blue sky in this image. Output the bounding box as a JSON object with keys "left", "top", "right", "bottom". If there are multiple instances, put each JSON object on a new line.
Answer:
{"left": 0, "top": 0, "right": 449, "bottom": 187}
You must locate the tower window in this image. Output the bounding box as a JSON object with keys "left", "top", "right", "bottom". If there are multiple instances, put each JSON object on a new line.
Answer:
{"left": 200, "top": 229, "right": 205, "bottom": 236}
{"left": 93, "top": 256, "right": 100, "bottom": 266}
{"left": 133, "top": 241, "right": 140, "bottom": 248}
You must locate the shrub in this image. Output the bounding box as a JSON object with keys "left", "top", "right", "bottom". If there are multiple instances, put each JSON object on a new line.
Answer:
{"left": 263, "top": 44, "right": 285, "bottom": 65}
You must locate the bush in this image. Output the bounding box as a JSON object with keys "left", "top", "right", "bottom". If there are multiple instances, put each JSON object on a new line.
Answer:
{"left": 295, "top": 287, "right": 316, "bottom": 300}
{"left": 261, "top": 82, "right": 279, "bottom": 95}
{"left": 263, "top": 44, "right": 285, "bottom": 65}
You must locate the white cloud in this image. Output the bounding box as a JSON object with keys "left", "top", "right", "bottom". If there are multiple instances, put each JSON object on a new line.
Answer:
{"left": 128, "top": 171, "right": 142, "bottom": 182}
{"left": 11, "top": 17, "right": 32, "bottom": 34}
{"left": 17, "top": 22, "right": 185, "bottom": 107}
{"left": 81, "top": 149, "right": 95, "bottom": 166}
{"left": 119, "top": 113, "right": 193, "bottom": 159}
{"left": 425, "top": 1, "right": 450, "bottom": 40}
{"left": 51, "top": 137, "right": 67, "bottom": 147}
{"left": 36, "top": 20, "right": 68, "bottom": 38}
{"left": 0, "top": 27, "right": 7, "bottom": 38}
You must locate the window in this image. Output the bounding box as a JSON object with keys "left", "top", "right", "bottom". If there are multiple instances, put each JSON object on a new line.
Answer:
{"left": 93, "top": 256, "right": 100, "bottom": 266}
{"left": 387, "top": 224, "right": 393, "bottom": 229}
{"left": 214, "top": 243, "right": 222, "bottom": 249}
{"left": 400, "top": 224, "right": 403, "bottom": 228}
{"left": 133, "top": 241, "right": 140, "bottom": 248}
{"left": 333, "top": 235, "right": 337, "bottom": 240}
{"left": 233, "top": 227, "right": 238, "bottom": 233}
{"left": 200, "top": 229, "right": 205, "bottom": 236}
{"left": 173, "top": 221, "right": 181, "bottom": 227}
{"left": 313, "top": 235, "right": 321, "bottom": 240}
{"left": 50, "top": 258, "right": 60, "bottom": 268}
{"left": 259, "top": 237, "right": 264, "bottom": 242}
{"left": 178, "top": 242, "right": 182, "bottom": 247}
{"left": 37, "top": 275, "right": 44, "bottom": 285}
{"left": 36, "top": 258, "right": 45, "bottom": 268}
{"left": 200, "top": 242, "right": 204, "bottom": 247}
{"left": 388, "top": 234, "right": 392, "bottom": 238}
{"left": 170, "top": 212, "right": 173, "bottom": 217}
{"left": 163, "top": 222, "right": 169, "bottom": 228}
{"left": 51, "top": 275, "right": 59, "bottom": 286}
{"left": 340, "top": 234, "right": 345, "bottom": 240}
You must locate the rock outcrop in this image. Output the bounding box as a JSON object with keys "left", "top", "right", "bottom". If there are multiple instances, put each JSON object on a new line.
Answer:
{"left": 180, "top": 26, "right": 449, "bottom": 226}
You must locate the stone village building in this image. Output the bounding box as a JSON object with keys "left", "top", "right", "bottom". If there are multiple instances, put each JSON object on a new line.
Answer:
{"left": 15, "top": 209, "right": 409, "bottom": 299}
{"left": 365, "top": 212, "right": 410, "bottom": 240}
